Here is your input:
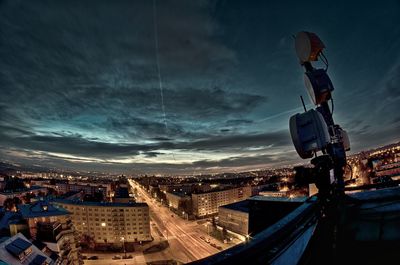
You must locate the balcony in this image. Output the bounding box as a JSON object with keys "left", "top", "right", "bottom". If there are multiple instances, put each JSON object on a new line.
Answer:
{"left": 56, "top": 228, "right": 75, "bottom": 242}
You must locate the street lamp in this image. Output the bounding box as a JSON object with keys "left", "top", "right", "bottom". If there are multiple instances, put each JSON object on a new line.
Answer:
{"left": 120, "top": 236, "right": 127, "bottom": 258}
{"left": 205, "top": 222, "right": 210, "bottom": 235}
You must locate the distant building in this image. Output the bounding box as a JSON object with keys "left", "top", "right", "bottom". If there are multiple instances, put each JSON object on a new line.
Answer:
{"left": 53, "top": 199, "right": 151, "bottom": 246}
{"left": 166, "top": 192, "right": 191, "bottom": 210}
{"left": 258, "top": 190, "right": 290, "bottom": 197}
{"left": 0, "top": 186, "right": 48, "bottom": 206}
{"left": 114, "top": 187, "right": 131, "bottom": 203}
{"left": 375, "top": 161, "right": 400, "bottom": 180}
{"left": 159, "top": 184, "right": 194, "bottom": 194}
{"left": 191, "top": 186, "right": 252, "bottom": 218}
{"left": 56, "top": 182, "right": 112, "bottom": 198}
{"left": 249, "top": 184, "right": 270, "bottom": 196}
{"left": 0, "top": 233, "right": 54, "bottom": 265}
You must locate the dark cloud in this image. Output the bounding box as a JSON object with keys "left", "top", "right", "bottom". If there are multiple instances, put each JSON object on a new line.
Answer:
{"left": 0, "top": 0, "right": 399, "bottom": 173}
{"left": 0, "top": 123, "right": 290, "bottom": 160}
{"left": 225, "top": 119, "right": 254, "bottom": 126}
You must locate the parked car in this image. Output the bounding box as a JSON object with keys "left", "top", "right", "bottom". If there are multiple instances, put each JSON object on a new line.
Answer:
{"left": 88, "top": 256, "right": 98, "bottom": 260}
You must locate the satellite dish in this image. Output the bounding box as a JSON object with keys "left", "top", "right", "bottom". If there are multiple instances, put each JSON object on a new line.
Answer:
{"left": 295, "top": 31, "right": 325, "bottom": 63}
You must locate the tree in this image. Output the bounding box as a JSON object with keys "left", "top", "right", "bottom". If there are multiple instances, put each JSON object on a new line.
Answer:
{"left": 3, "top": 197, "right": 22, "bottom": 211}
{"left": 80, "top": 234, "right": 95, "bottom": 250}
{"left": 37, "top": 191, "right": 46, "bottom": 197}
{"left": 22, "top": 193, "right": 34, "bottom": 204}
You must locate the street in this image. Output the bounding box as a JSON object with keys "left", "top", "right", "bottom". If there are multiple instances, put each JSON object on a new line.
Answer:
{"left": 128, "top": 179, "right": 225, "bottom": 263}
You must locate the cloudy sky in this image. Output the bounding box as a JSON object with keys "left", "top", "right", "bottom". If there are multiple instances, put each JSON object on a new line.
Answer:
{"left": 0, "top": 0, "right": 399, "bottom": 174}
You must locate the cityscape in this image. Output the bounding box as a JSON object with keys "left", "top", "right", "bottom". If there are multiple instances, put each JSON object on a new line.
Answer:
{"left": 0, "top": 1, "right": 399, "bottom": 265}
{"left": 0, "top": 142, "right": 399, "bottom": 264}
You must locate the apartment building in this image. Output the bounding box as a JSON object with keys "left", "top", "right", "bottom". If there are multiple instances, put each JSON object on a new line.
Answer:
{"left": 191, "top": 186, "right": 252, "bottom": 217}
{"left": 165, "top": 191, "right": 191, "bottom": 210}
{"left": 56, "top": 182, "right": 112, "bottom": 198}
{"left": 218, "top": 200, "right": 250, "bottom": 237}
{"left": 53, "top": 200, "right": 151, "bottom": 245}
{"left": 18, "top": 200, "right": 81, "bottom": 264}
{"left": 0, "top": 186, "right": 48, "bottom": 206}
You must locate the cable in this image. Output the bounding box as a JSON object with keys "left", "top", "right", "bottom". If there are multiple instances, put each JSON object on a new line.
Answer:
{"left": 320, "top": 51, "right": 329, "bottom": 71}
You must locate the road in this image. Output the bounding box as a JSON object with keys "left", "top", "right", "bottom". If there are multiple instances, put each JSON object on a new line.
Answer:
{"left": 128, "top": 179, "right": 222, "bottom": 263}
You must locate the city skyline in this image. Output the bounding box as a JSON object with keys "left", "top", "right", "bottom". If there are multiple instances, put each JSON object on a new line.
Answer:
{"left": 1, "top": 0, "right": 399, "bottom": 174}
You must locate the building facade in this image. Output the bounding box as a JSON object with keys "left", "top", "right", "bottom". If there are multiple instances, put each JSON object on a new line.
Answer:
{"left": 159, "top": 184, "right": 193, "bottom": 194}
{"left": 53, "top": 200, "right": 151, "bottom": 245}
{"left": 166, "top": 192, "right": 191, "bottom": 210}
{"left": 18, "top": 201, "right": 81, "bottom": 264}
{"left": 218, "top": 201, "right": 250, "bottom": 237}
{"left": 191, "top": 186, "right": 252, "bottom": 217}
{"left": 56, "top": 182, "right": 112, "bottom": 198}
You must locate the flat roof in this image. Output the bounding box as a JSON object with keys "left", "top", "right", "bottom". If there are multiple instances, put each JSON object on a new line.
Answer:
{"left": 249, "top": 195, "right": 308, "bottom": 203}
{"left": 29, "top": 254, "right": 47, "bottom": 265}
{"left": 192, "top": 186, "right": 243, "bottom": 195}
{"left": 0, "top": 211, "right": 21, "bottom": 230}
{"left": 115, "top": 187, "right": 130, "bottom": 198}
{"left": 0, "top": 233, "right": 53, "bottom": 265}
{"left": 167, "top": 191, "right": 190, "bottom": 198}
{"left": 6, "top": 237, "right": 32, "bottom": 256}
{"left": 219, "top": 200, "right": 250, "bottom": 213}
{"left": 53, "top": 198, "right": 148, "bottom": 207}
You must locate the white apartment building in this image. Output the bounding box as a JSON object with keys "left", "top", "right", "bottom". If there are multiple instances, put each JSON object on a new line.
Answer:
{"left": 53, "top": 200, "right": 151, "bottom": 244}
{"left": 192, "top": 186, "right": 252, "bottom": 217}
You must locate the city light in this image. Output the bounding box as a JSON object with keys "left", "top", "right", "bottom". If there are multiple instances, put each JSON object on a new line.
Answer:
{"left": 0, "top": 2, "right": 398, "bottom": 265}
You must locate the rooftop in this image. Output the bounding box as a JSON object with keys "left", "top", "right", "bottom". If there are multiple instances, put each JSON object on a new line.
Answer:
{"left": 192, "top": 186, "right": 243, "bottom": 195}
{"left": 114, "top": 187, "right": 129, "bottom": 198}
{"left": 0, "top": 211, "right": 22, "bottom": 230}
{"left": 29, "top": 254, "right": 47, "bottom": 265}
{"left": 6, "top": 237, "right": 32, "bottom": 257}
{"left": 18, "top": 201, "right": 70, "bottom": 218}
{"left": 219, "top": 200, "right": 250, "bottom": 213}
{"left": 53, "top": 198, "right": 148, "bottom": 207}
{"left": 0, "top": 233, "right": 53, "bottom": 265}
{"left": 167, "top": 191, "right": 190, "bottom": 198}
{"left": 249, "top": 195, "right": 308, "bottom": 203}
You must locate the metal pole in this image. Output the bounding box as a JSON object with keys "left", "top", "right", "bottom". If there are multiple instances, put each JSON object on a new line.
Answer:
{"left": 123, "top": 238, "right": 126, "bottom": 258}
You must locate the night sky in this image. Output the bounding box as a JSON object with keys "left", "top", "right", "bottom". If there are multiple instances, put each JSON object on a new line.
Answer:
{"left": 0, "top": 0, "right": 399, "bottom": 174}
